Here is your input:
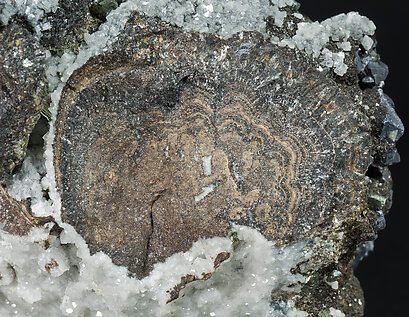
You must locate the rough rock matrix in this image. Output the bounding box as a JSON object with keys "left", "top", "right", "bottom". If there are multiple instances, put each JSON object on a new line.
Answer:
{"left": 0, "top": 23, "right": 47, "bottom": 183}
{"left": 0, "top": 1, "right": 403, "bottom": 316}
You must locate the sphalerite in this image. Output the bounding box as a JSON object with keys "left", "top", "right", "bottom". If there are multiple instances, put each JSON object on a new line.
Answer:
{"left": 0, "top": 1, "right": 403, "bottom": 316}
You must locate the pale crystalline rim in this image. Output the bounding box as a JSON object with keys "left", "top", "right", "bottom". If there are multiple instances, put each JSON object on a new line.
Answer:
{"left": 0, "top": 224, "right": 311, "bottom": 316}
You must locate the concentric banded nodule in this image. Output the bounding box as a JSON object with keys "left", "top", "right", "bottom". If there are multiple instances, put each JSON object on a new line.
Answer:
{"left": 55, "top": 14, "right": 370, "bottom": 278}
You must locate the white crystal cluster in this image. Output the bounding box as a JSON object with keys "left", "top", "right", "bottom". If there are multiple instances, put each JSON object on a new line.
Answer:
{"left": 329, "top": 308, "right": 346, "bottom": 317}
{"left": 0, "top": 0, "right": 376, "bottom": 77}
{"left": 116, "top": 1, "right": 375, "bottom": 75}
{"left": 130, "top": 0, "right": 296, "bottom": 36}
{"left": 0, "top": 225, "right": 310, "bottom": 316}
{"left": 278, "top": 12, "right": 376, "bottom": 75}
{"left": 0, "top": 0, "right": 59, "bottom": 35}
{"left": 5, "top": 149, "right": 52, "bottom": 218}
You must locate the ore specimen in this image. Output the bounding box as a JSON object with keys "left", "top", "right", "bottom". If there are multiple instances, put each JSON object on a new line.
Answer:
{"left": 0, "top": 1, "right": 404, "bottom": 316}
{"left": 55, "top": 12, "right": 374, "bottom": 279}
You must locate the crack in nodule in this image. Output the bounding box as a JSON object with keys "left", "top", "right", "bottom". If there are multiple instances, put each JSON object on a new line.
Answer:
{"left": 143, "top": 189, "right": 168, "bottom": 271}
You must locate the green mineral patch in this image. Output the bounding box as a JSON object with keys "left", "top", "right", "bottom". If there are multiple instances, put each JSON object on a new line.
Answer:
{"left": 228, "top": 231, "right": 241, "bottom": 250}
{"left": 90, "top": 0, "right": 119, "bottom": 21}
{"left": 368, "top": 192, "right": 387, "bottom": 210}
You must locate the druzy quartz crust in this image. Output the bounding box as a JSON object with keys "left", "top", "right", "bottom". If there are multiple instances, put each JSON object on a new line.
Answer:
{"left": 0, "top": 1, "right": 403, "bottom": 316}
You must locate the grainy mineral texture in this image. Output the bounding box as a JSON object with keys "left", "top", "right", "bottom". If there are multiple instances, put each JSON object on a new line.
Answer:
{"left": 39, "top": 0, "right": 99, "bottom": 54}
{"left": 0, "top": 1, "right": 403, "bottom": 316}
{"left": 0, "top": 23, "right": 47, "bottom": 183}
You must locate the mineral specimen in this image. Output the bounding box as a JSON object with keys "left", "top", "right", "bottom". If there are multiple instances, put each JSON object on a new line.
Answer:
{"left": 0, "top": 1, "right": 403, "bottom": 316}
{"left": 55, "top": 12, "right": 373, "bottom": 280}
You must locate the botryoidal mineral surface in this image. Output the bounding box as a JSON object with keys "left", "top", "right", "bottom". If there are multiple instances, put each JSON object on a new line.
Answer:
{"left": 0, "top": 1, "right": 404, "bottom": 316}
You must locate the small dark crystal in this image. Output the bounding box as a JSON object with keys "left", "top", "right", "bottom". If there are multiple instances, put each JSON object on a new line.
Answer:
{"left": 367, "top": 61, "right": 389, "bottom": 86}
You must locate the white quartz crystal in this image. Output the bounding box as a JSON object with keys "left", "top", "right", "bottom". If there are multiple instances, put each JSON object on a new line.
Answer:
{"left": 202, "top": 155, "right": 212, "bottom": 176}
{"left": 0, "top": 225, "right": 310, "bottom": 316}
{"left": 329, "top": 307, "right": 346, "bottom": 317}
{"left": 131, "top": 0, "right": 296, "bottom": 35}
{"left": 281, "top": 12, "right": 376, "bottom": 75}
{"left": 0, "top": 0, "right": 59, "bottom": 35}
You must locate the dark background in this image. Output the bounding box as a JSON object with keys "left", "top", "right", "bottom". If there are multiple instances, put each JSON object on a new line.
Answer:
{"left": 299, "top": 1, "right": 408, "bottom": 316}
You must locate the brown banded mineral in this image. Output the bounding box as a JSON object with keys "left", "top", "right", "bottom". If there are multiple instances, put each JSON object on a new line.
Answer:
{"left": 54, "top": 13, "right": 380, "bottom": 279}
